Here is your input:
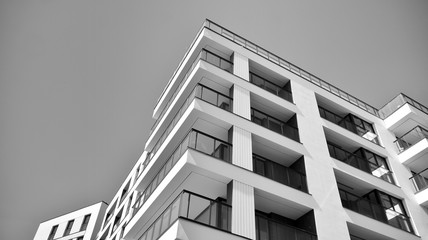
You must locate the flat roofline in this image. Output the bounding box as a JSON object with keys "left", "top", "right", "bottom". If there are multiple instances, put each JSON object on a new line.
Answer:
{"left": 156, "top": 19, "right": 427, "bottom": 120}
{"left": 38, "top": 201, "right": 108, "bottom": 224}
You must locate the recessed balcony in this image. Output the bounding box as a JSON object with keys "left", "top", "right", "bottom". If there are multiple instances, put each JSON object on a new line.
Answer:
{"left": 253, "top": 154, "right": 307, "bottom": 192}
{"left": 319, "top": 106, "right": 379, "bottom": 145}
{"left": 255, "top": 210, "right": 317, "bottom": 240}
{"left": 394, "top": 126, "right": 428, "bottom": 170}
{"left": 249, "top": 71, "right": 292, "bottom": 103}
{"left": 327, "top": 142, "right": 395, "bottom": 185}
{"left": 338, "top": 187, "right": 414, "bottom": 234}
{"left": 251, "top": 108, "right": 299, "bottom": 142}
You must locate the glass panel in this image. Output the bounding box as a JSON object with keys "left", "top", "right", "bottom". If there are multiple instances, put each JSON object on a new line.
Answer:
{"left": 195, "top": 133, "right": 214, "bottom": 155}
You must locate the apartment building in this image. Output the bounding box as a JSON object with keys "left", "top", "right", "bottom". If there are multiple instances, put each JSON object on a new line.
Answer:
{"left": 89, "top": 19, "right": 428, "bottom": 240}
{"left": 34, "top": 202, "right": 107, "bottom": 240}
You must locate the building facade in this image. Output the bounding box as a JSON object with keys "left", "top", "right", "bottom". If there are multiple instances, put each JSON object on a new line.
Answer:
{"left": 69, "top": 20, "right": 428, "bottom": 240}
{"left": 34, "top": 202, "right": 107, "bottom": 240}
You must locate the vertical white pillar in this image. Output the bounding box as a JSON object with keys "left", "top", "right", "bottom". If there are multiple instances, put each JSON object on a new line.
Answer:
{"left": 229, "top": 180, "right": 256, "bottom": 239}
{"left": 232, "top": 51, "right": 251, "bottom": 120}
{"left": 233, "top": 52, "right": 249, "bottom": 80}
{"left": 293, "top": 82, "right": 351, "bottom": 240}
{"left": 231, "top": 126, "right": 253, "bottom": 171}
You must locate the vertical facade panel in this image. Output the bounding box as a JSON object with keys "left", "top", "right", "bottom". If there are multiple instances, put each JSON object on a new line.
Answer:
{"left": 233, "top": 85, "right": 251, "bottom": 120}
{"left": 231, "top": 180, "right": 256, "bottom": 240}
{"left": 233, "top": 52, "right": 249, "bottom": 80}
{"left": 232, "top": 126, "right": 253, "bottom": 171}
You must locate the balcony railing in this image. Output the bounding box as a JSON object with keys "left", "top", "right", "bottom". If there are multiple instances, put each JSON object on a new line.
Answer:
{"left": 255, "top": 213, "right": 317, "bottom": 240}
{"left": 410, "top": 168, "right": 428, "bottom": 193}
{"left": 204, "top": 19, "right": 380, "bottom": 118}
{"left": 251, "top": 108, "right": 299, "bottom": 141}
{"left": 253, "top": 154, "right": 307, "bottom": 192}
{"left": 147, "top": 83, "right": 233, "bottom": 169}
{"left": 327, "top": 143, "right": 395, "bottom": 184}
{"left": 339, "top": 189, "right": 414, "bottom": 233}
{"left": 132, "top": 129, "right": 231, "bottom": 219}
{"left": 137, "top": 191, "right": 231, "bottom": 240}
{"left": 394, "top": 126, "right": 428, "bottom": 153}
{"left": 319, "top": 106, "right": 379, "bottom": 145}
{"left": 379, "top": 93, "right": 428, "bottom": 119}
{"left": 150, "top": 48, "right": 233, "bottom": 135}
{"left": 249, "top": 72, "right": 292, "bottom": 102}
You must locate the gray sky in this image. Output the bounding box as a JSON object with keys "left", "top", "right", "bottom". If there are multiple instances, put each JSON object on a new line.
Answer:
{"left": 1, "top": 1, "right": 427, "bottom": 240}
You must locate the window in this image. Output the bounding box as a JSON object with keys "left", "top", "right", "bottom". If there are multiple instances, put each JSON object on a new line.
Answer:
{"left": 80, "top": 214, "right": 91, "bottom": 231}
{"left": 77, "top": 237, "right": 83, "bottom": 240}
{"left": 64, "top": 220, "right": 74, "bottom": 236}
{"left": 47, "top": 225, "right": 58, "bottom": 240}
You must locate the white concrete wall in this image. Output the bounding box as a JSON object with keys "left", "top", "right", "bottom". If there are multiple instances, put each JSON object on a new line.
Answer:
{"left": 33, "top": 202, "right": 107, "bottom": 240}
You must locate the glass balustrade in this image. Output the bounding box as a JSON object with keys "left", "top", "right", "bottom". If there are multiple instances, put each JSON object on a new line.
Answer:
{"left": 379, "top": 93, "right": 428, "bottom": 119}
{"left": 204, "top": 19, "right": 380, "bottom": 118}
{"left": 150, "top": 48, "right": 233, "bottom": 135}
{"left": 137, "top": 191, "right": 231, "bottom": 240}
{"left": 132, "top": 129, "right": 231, "bottom": 219}
{"left": 410, "top": 168, "right": 428, "bottom": 192}
{"left": 327, "top": 143, "right": 395, "bottom": 184}
{"left": 249, "top": 72, "right": 292, "bottom": 102}
{"left": 255, "top": 212, "right": 317, "bottom": 240}
{"left": 394, "top": 126, "right": 428, "bottom": 153}
{"left": 143, "top": 84, "right": 232, "bottom": 182}
{"left": 319, "top": 106, "right": 379, "bottom": 145}
{"left": 339, "top": 189, "right": 414, "bottom": 233}
{"left": 251, "top": 108, "right": 299, "bottom": 141}
{"left": 253, "top": 154, "right": 307, "bottom": 192}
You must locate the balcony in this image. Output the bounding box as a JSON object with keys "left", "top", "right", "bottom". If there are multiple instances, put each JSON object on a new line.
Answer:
{"left": 204, "top": 19, "right": 380, "bottom": 118}
{"left": 395, "top": 126, "right": 428, "bottom": 153}
{"left": 255, "top": 211, "right": 317, "bottom": 240}
{"left": 379, "top": 93, "right": 428, "bottom": 119}
{"left": 253, "top": 154, "right": 307, "bottom": 192}
{"left": 339, "top": 188, "right": 414, "bottom": 234}
{"left": 145, "top": 83, "right": 232, "bottom": 175}
{"left": 394, "top": 126, "right": 428, "bottom": 169}
{"left": 150, "top": 48, "right": 233, "bottom": 136}
{"left": 132, "top": 129, "right": 231, "bottom": 220}
{"left": 410, "top": 168, "right": 428, "bottom": 206}
{"left": 251, "top": 108, "right": 299, "bottom": 142}
{"left": 319, "top": 106, "right": 379, "bottom": 145}
{"left": 136, "top": 190, "right": 232, "bottom": 240}
{"left": 249, "top": 71, "right": 292, "bottom": 103}
{"left": 327, "top": 143, "right": 395, "bottom": 184}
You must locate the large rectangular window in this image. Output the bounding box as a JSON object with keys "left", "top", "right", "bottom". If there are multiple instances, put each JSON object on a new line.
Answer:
{"left": 47, "top": 225, "right": 58, "bottom": 240}
{"left": 64, "top": 220, "right": 74, "bottom": 236}
{"left": 80, "top": 214, "right": 91, "bottom": 231}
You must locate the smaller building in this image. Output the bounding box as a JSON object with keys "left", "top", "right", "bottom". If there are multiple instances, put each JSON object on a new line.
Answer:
{"left": 33, "top": 202, "right": 107, "bottom": 240}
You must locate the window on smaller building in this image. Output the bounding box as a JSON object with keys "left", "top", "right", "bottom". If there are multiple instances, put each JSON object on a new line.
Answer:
{"left": 63, "top": 220, "right": 74, "bottom": 236}
{"left": 47, "top": 225, "right": 58, "bottom": 240}
{"left": 76, "top": 237, "right": 83, "bottom": 240}
{"left": 80, "top": 214, "right": 91, "bottom": 231}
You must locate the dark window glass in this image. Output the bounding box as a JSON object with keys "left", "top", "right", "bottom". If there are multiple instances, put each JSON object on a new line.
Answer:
{"left": 64, "top": 220, "right": 74, "bottom": 236}
{"left": 80, "top": 214, "right": 91, "bottom": 231}
{"left": 47, "top": 225, "right": 58, "bottom": 240}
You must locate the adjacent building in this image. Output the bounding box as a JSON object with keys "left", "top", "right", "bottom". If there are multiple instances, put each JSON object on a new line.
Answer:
{"left": 34, "top": 202, "right": 107, "bottom": 240}
{"left": 40, "top": 19, "right": 428, "bottom": 240}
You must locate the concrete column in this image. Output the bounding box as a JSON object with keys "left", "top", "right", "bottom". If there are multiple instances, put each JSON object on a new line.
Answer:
{"left": 230, "top": 126, "right": 253, "bottom": 171}
{"left": 293, "top": 82, "right": 351, "bottom": 240}
{"left": 233, "top": 52, "right": 249, "bottom": 80}
{"left": 227, "top": 180, "right": 256, "bottom": 239}
{"left": 232, "top": 85, "right": 251, "bottom": 120}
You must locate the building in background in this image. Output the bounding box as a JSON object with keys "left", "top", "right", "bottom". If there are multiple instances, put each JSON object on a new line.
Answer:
{"left": 41, "top": 19, "right": 428, "bottom": 240}
{"left": 34, "top": 202, "right": 107, "bottom": 240}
